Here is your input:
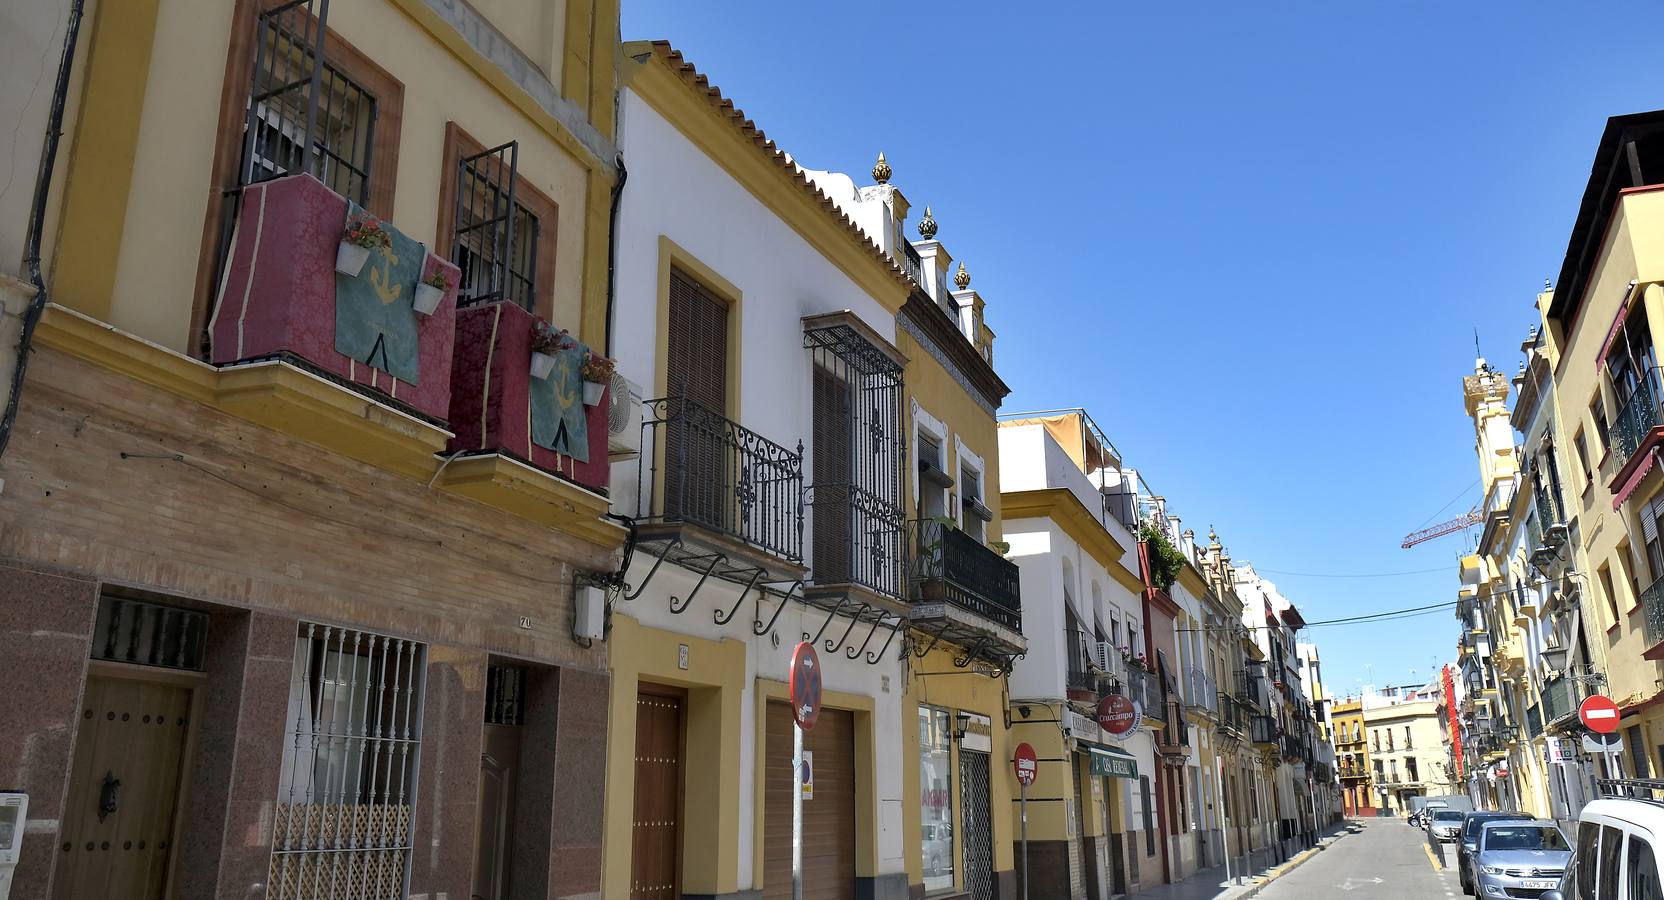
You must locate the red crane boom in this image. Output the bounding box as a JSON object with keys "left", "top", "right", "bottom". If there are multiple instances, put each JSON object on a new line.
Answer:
{"left": 1401, "top": 507, "right": 1482, "bottom": 549}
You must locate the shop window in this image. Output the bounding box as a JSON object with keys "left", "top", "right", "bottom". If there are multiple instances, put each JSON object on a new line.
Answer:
{"left": 919, "top": 706, "right": 956, "bottom": 892}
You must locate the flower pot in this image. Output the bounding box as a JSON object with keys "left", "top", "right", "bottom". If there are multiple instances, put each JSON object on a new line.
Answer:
{"left": 582, "top": 380, "right": 606, "bottom": 406}
{"left": 336, "top": 242, "right": 372, "bottom": 276}
{"left": 413, "top": 282, "right": 444, "bottom": 316}
{"left": 530, "top": 350, "right": 557, "bottom": 380}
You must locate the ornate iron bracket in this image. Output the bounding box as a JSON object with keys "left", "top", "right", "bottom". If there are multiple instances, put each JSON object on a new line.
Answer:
{"left": 871, "top": 617, "right": 905, "bottom": 664}
{"left": 911, "top": 619, "right": 951, "bottom": 658}
{"left": 953, "top": 636, "right": 991, "bottom": 669}
{"left": 622, "top": 537, "right": 682, "bottom": 602}
{"left": 825, "top": 603, "right": 870, "bottom": 655}
{"left": 752, "top": 580, "right": 802, "bottom": 636}
{"left": 848, "top": 614, "right": 884, "bottom": 660}
{"left": 668, "top": 551, "right": 725, "bottom": 615}
{"left": 713, "top": 568, "right": 765, "bottom": 626}
{"left": 805, "top": 596, "right": 850, "bottom": 646}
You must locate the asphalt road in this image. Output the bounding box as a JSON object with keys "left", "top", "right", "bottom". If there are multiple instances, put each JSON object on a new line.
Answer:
{"left": 1258, "top": 818, "right": 1460, "bottom": 900}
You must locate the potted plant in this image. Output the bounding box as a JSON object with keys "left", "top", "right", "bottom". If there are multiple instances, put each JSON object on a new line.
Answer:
{"left": 529, "top": 322, "right": 568, "bottom": 380}
{"left": 337, "top": 213, "right": 390, "bottom": 276}
{"left": 413, "top": 268, "right": 451, "bottom": 316}
{"left": 580, "top": 350, "right": 615, "bottom": 406}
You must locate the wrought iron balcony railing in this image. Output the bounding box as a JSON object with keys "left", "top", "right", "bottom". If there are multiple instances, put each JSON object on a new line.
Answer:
{"left": 901, "top": 240, "right": 924, "bottom": 286}
{"left": 636, "top": 396, "right": 804, "bottom": 561}
{"left": 1541, "top": 675, "right": 1585, "bottom": 726}
{"left": 1526, "top": 702, "right": 1544, "bottom": 738}
{"left": 1534, "top": 482, "right": 1564, "bottom": 530}
{"left": 1066, "top": 629, "right": 1097, "bottom": 694}
{"left": 1644, "top": 576, "right": 1664, "bottom": 651}
{"left": 1186, "top": 667, "right": 1219, "bottom": 714}
{"left": 1237, "top": 669, "right": 1270, "bottom": 709}
{"left": 1250, "top": 714, "right": 1279, "bottom": 745}
{"left": 1217, "top": 692, "right": 1247, "bottom": 734}
{"left": 1614, "top": 380, "right": 1662, "bottom": 470}
{"left": 911, "top": 519, "right": 1022, "bottom": 631}
{"left": 1121, "top": 667, "right": 1158, "bottom": 715}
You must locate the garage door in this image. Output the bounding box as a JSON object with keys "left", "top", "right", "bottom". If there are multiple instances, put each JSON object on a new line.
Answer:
{"left": 764, "top": 700, "right": 855, "bottom": 900}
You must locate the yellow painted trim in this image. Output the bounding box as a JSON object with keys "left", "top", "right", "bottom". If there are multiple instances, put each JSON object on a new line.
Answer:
{"left": 1001, "top": 488, "right": 1142, "bottom": 593}
{"left": 52, "top": 0, "right": 164, "bottom": 322}
{"left": 561, "top": 0, "right": 595, "bottom": 122}
{"left": 622, "top": 48, "right": 910, "bottom": 315}
{"left": 752, "top": 680, "right": 879, "bottom": 890}
{"left": 435, "top": 453, "right": 626, "bottom": 548}
{"left": 603, "top": 614, "right": 748, "bottom": 897}
{"left": 1177, "top": 562, "right": 1209, "bottom": 598}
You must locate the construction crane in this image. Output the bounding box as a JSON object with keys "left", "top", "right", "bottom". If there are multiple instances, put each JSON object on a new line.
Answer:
{"left": 1401, "top": 507, "right": 1483, "bottom": 549}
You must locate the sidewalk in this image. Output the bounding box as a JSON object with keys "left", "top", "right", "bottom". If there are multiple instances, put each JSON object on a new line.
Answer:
{"left": 1126, "top": 820, "right": 1359, "bottom": 900}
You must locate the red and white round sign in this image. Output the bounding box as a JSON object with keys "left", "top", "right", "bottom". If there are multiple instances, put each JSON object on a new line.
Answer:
{"left": 789, "top": 642, "right": 822, "bottom": 731}
{"left": 1097, "top": 693, "right": 1138, "bottom": 737}
{"left": 1580, "top": 694, "right": 1620, "bottom": 735}
{"left": 1013, "top": 743, "right": 1038, "bottom": 786}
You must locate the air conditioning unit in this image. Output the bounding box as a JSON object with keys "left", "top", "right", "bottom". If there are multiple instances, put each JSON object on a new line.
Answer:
{"left": 1093, "top": 642, "right": 1120, "bottom": 675}
{"left": 607, "top": 373, "right": 643, "bottom": 461}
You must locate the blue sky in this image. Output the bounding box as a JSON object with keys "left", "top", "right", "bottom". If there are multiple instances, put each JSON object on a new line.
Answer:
{"left": 620, "top": 1, "right": 1664, "bottom": 693}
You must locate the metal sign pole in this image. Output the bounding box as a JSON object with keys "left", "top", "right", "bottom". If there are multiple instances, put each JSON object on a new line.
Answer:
{"left": 793, "top": 721, "right": 804, "bottom": 900}
{"left": 1020, "top": 780, "right": 1029, "bottom": 900}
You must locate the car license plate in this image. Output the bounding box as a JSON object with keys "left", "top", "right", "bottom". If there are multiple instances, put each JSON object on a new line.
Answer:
{"left": 1523, "top": 880, "right": 1558, "bottom": 890}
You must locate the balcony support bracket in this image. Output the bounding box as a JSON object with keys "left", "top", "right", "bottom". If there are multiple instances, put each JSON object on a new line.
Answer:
{"left": 953, "top": 636, "right": 991, "bottom": 669}
{"left": 864, "top": 617, "right": 905, "bottom": 664}
{"left": 911, "top": 620, "right": 952, "bottom": 659}
{"left": 623, "top": 537, "right": 683, "bottom": 602}
{"left": 825, "top": 604, "right": 870, "bottom": 655}
{"left": 753, "top": 580, "right": 802, "bottom": 636}
{"left": 805, "top": 597, "right": 850, "bottom": 646}
{"left": 848, "top": 612, "right": 885, "bottom": 661}
{"left": 668, "top": 551, "right": 726, "bottom": 615}
{"left": 713, "top": 567, "right": 766, "bottom": 626}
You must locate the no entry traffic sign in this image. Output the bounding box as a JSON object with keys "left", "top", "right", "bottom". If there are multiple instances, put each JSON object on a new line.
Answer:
{"left": 1580, "top": 694, "right": 1620, "bottom": 735}
{"left": 1097, "top": 693, "right": 1138, "bottom": 737}
{"left": 790, "top": 641, "right": 822, "bottom": 730}
{"left": 1013, "top": 743, "right": 1038, "bottom": 786}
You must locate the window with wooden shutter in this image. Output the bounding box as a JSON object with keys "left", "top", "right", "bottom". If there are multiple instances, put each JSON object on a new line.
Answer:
{"left": 664, "top": 270, "right": 730, "bottom": 525}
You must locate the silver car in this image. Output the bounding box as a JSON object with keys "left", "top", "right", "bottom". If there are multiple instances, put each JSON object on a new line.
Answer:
{"left": 1429, "top": 808, "right": 1467, "bottom": 842}
{"left": 1472, "top": 819, "right": 1572, "bottom": 899}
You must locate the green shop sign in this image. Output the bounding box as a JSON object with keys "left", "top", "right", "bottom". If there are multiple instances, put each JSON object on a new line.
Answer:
{"left": 1090, "top": 747, "right": 1138, "bottom": 779}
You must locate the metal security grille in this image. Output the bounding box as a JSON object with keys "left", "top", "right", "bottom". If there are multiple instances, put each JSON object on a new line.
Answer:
{"left": 270, "top": 624, "right": 426, "bottom": 900}
{"left": 452, "top": 141, "right": 538, "bottom": 309}
{"left": 805, "top": 323, "right": 906, "bottom": 598}
{"left": 240, "top": 0, "right": 376, "bottom": 200}
{"left": 484, "top": 663, "right": 525, "bottom": 726}
{"left": 91, "top": 597, "right": 208, "bottom": 671}
{"left": 959, "top": 750, "right": 993, "bottom": 900}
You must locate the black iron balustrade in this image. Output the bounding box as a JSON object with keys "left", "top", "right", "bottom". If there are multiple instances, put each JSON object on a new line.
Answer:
{"left": 1237, "top": 668, "right": 1269, "bottom": 709}
{"left": 1541, "top": 675, "right": 1584, "bottom": 725}
{"left": 901, "top": 240, "right": 924, "bottom": 286}
{"left": 1066, "top": 629, "right": 1097, "bottom": 694}
{"left": 1526, "top": 703, "right": 1544, "bottom": 738}
{"left": 911, "top": 519, "right": 1022, "bottom": 631}
{"left": 1644, "top": 575, "right": 1664, "bottom": 651}
{"left": 1121, "top": 667, "right": 1157, "bottom": 715}
{"left": 1614, "top": 380, "right": 1662, "bottom": 469}
{"left": 1216, "top": 692, "right": 1247, "bottom": 734}
{"left": 637, "top": 396, "right": 804, "bottom": 561}
{"left": 1534, "top": 481, "right": 1563, "bottom": 530}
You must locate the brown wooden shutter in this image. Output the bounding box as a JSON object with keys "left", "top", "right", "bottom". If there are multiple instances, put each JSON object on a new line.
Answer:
{"left": 665, "top": 270, "right": 729, "bottom": 524}
{"left": 812, "top": 364, "right": 852, "bottom": 584}
{"left": 763, "top": 701, "right": 856, "bottom": 900}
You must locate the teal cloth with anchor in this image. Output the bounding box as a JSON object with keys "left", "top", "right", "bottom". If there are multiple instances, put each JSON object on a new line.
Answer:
{"left": 530, "top": 339, "right": 590, "bottom": 463}
{"left": 335, "top": 201, "right": 421, "bottom": 385}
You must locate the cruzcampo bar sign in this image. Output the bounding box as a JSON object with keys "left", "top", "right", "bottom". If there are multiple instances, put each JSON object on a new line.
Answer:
{"left": 1090, "top": 747, "right": 1137, "bottom": 779}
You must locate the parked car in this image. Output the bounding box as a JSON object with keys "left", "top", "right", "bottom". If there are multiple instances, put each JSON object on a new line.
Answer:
{"left": 1472, "top": 819, "right": 1571, "bottom": 900}
{"left": 1429, "top": 808, "right": 1468, "bottom": 843}
{"left": 1412, "top": 800, "right": 1449, "bottom": 828}
{"left": 1542, "top": 796, "right": 1664, "bottom": 900}
{"left": 1460, "top": 812, "right": 1533, "bottom": 895}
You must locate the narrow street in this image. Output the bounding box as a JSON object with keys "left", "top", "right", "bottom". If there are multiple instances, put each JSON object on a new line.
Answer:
{"left": 1257, "top": 819, "right": 1457, "bottom": 900}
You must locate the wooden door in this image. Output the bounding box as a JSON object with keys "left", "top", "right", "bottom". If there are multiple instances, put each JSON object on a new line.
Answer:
{"left": 54, "top": 674, "right": 192, "bottom": 900}
{"left": 473, "top": 724, "right": 521, "bottom": 900}
{"left": 764, "top": 700, "right": 855, "bottom": 900}
{"left": 632, "top": 690, "right": 682, "bottom": 900}
{"left": 664, "top": 269, "right": 729, "bottom": 527}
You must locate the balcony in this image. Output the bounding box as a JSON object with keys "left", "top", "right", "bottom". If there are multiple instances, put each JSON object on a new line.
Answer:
{"left": 1526, "top": 703, "right": 1544, "bottom": 738}
{"left": 1185, "top": 667, "right": 1219, "bottom": 716}
{"left": 911, "top": 519, "right": 1022, "bottom": 633}
{"left": 1643, "top": 576, "right": 1664, "bottom": 659}
{"left": 441, "top": 300, "right": 619, "bottom": 539}
{"left": 1121, "top": 667, "right": 1161, "bottom": 719}
{"left": 1066, "top": 629, "right": 1099, "bottom": 700}
{"left": 1280, "top": 732, "right": 1303, "bottom": 762}
{"left": 1237, "top": 668, "right": 1270, "bottom": 709}
{"left": 1250, "top": 714, "right": 1279, "bottom": 746}
{"left": 1614, "top": 380, "right": 1662, "bottom": 471}
{"left": 1216, "top": 692, "right": 1248, "bottom": 737}
{"left": 205, "top": 172, "right": 461, "bottom": 474}
{"left": 1541, "top": 675, "right": 1591, "bottom": 727}
{"left": 629, "top": 396, "right": 807, "bottom": 581}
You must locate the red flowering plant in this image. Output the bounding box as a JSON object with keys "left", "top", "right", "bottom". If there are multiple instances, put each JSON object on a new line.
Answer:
{"left": 580, "top": 350, "right": 616, "bottom": 384}
{"left": 530, "top": 321, "right": 576, "bottom": 355}
{"left": 342, "top": 213, "right": 391, "bottom": 249}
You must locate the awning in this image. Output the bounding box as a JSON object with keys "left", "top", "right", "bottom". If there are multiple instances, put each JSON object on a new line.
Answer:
{"left": 1613, "top": 448, "right": 1659, "bottom": 511}
{"left": 1090, "top": 746, "right": 1138, "bottom": 779}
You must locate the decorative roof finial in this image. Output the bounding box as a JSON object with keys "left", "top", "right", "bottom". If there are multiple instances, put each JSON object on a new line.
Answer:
{"left": 872, "top": 152, "right": 891, "bottom": 184}
{"left": 953, "top": 261, "right": 970, "bottom": 289}
{"left": 917, "top": 206, "right": 937, "bottom": 239}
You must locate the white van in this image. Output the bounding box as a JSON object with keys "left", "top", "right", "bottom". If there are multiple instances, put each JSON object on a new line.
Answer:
{"left": 1545, "top": 796, "right": 1664, "bottom": 900}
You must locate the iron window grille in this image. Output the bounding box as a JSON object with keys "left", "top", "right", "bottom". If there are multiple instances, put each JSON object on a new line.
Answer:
{"left": 484, "top": 663, "right": 525, "bottom": 727}
{"left": 451, "top": 140, "right": 539, "bottom": 310}
{"left": 271, "top": 624, "right": 425, "bottom": 900}
{"left": 805, "top": 323, "right": 907, "bottom": 599}
{"left": 91, "top": 597, "right": 208, "bottom": 672}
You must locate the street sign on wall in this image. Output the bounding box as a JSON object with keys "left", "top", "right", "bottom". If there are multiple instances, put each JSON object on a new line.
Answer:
{"left": 1579, "top": 694, "right": 1620, "bottom": 735}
